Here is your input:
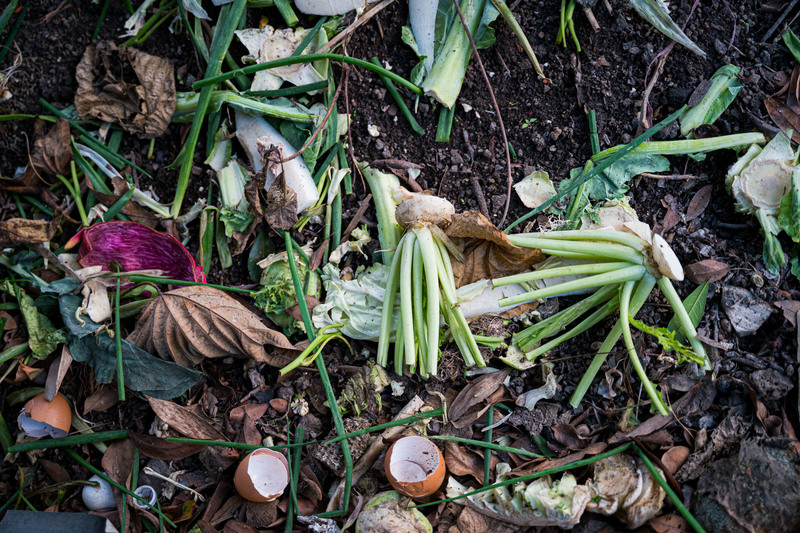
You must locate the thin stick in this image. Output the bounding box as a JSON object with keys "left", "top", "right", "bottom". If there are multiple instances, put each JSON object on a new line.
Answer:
{"left": 317, "top": 0, "right": 395, "bottom": 54}
{"left": 450, "top": 0, "right": 513, "bottom": 226}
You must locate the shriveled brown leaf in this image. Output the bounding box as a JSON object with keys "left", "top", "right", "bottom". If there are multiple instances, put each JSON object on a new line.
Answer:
{"left": 686, "top": 185, "right": 713, "bottom": 221}
{"left": 230, "top": 403, "right": 270, "bottom": 424}
{"left": 40, "top": 459, "right": 71, "bottom": 484}
{"left": 444, "top": 211, "right": 544, "bottom": 286}
{"left": 102, "top": 439, "right": 134, "bottom": 532}
{"left": 529, "top": 442, "right": 607, "bottom": 473}
{"left": 765, "top": 95, "right": 800, "bottom": 144}
{"left": 263, "top": 171, "right": 298, "bottom": 230}
{"left": 84, "top": 385, "right": 119, "bottom": 414}
{"left": 75, "top": 41, "right": 175, "bottom": 139}
{"left": 129, "top": 431, "right": 205, "bottom": 460}
{"left": 445, "top": 441, "right": 495, "bottom": 484}
{"left": 0, "top": 213, "right": 62, "bottom": 246}
{"left": 685, "top": 259, "right": 730, "bottom": 283}
{"left": 551, "top": 424, "right": 591, "bottom": 451}
{"left": 774, "top": 300, "right": 800, "bottom": 327}
{"left": 147, "top": 396, "right": 228, "bottom": 441}
{"left": 649, "top": 513, "right": 691, "bottom": 533}
{"left": 31, "top": 119, "right": 72, "bottom": 176}
{"left": 127, "top": 285, "right": 298, "bottom": 368}
{"left": 449, "top": 369, "right": 511, "bottom": 429}
{"left": 44, "top": 346, "right": 73, "bottom": 402}
{"left": 87, "top": 176, "right": 159, "bottom": 228}
{"left": 661, "top": 446, "right": 691, "bottom": 475}
{"left": 0, "top": 311, "right": 16, "bottom": 331}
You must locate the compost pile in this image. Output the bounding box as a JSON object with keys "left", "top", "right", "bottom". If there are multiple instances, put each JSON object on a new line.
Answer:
{"left": 1, "top": 1, "right": 800, "bottom": 532}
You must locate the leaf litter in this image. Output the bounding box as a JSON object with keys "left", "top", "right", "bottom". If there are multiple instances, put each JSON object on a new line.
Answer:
{"left": 0, "top": 2, "right": 799, "bottom": 533}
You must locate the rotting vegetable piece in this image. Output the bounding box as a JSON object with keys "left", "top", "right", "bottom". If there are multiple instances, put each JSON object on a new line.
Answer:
{"left": 234, "top": 448, "right": 291, "bottom": 502}
{"left": 376, "top": 188, "right": 484, "bottom": 377}
{"left": 356, "top": 490, "right": 433, "bottom": 533}
{"left": 385, "top": 435, "right": 446, "bottom": 499}
{"left": 726, "top": 130, "right": 798, "bottom": 274}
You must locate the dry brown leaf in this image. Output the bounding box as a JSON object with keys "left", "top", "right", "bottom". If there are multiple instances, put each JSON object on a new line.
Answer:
{"left": 686, "top": 185, "right": 713, "bottom": 221}
{"left": 661, "top": 446, "right": 691, "bottom": 475}
{"left": 147, "top": 396, "right": 228, "bottom": 441}
{"left": 44, "top": 346, "right": 73, "bottom": 402}
{"left": 75, "top": 41, "right": 175, "bottom": 139}
{"left": 127, "top": 285, "right": 298, "bottom": 368}
{"left": 0, "top": 213, "right": 62, "bottom": 246}
{"left": 685, "top": 259, "right": 730, "bottom": 283}
{"left": 263, "top": 171, "right": 298, "bottom": 230}
{"left": 527, "top": 442, "right": 607, "bottom": 473}
{"left": 31, "top": 118, "right": 72, "bottom": 176}
{"left": 765, "top": 95, "right": 800, "bottom": 144}
{"left": 102, "top": 439, "right": 135, "bottom": 532}
{"left": 83, "top": 385, "right": 119, "bottom": 414}
{"left": 774, "top": 300, "right": 800, "bottom": 327}
{"left": 40, "top": 459, "right": 71, "bottom": 484}
{"left": 649, "top": 513, "right": 691, "bottom": 533}
{"left": 230, "top": 403, "right": 270, "bottom": 424}
{"left": 445, "top": 441, "right": 496, "bottom": 484}
{"left": 129, "top": 431, "right": 205, "bottom": 460}
{"left": 551, "top": 423, "right": 591, "bottom": 451}
{"left": 449, "top": 369, "right": 511, "bottom": 429}
{"left": 444, "top": 211, "right": 544, "bottom": 287}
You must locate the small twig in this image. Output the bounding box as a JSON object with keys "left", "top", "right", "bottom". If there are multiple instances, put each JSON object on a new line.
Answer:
{"left": 317, "top": 0, "right": 395, "bottom": 54}
{"left": 280, "top": 68, "right": 345, "bottom": 163}
{"left": 470, "top": 176, "right": 490, "bottom": 219}
{"left": 763, "top": 0, "right": 800, "bottom": 41}
{"left": 583, "top": 6, "right": 600, "bottom": 32}
{"left": 451, "top": 0, "right": 513, "bottom": 226}
{"left": 339, "top": 193, "right": 373, "bottom": 246}
{"left": 143, "top": 468, "right": 207, "bottom": 502}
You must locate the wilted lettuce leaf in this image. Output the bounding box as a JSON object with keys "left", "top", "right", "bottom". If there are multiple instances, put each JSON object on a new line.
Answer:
{"left": 1, "top": 281, "right": 67, "bottom": 359}
{"left": 560, "top": 153, "right": 670, "bottom": 203}
{"left": 778, "top": 170, "right": 800, "bottom": 242}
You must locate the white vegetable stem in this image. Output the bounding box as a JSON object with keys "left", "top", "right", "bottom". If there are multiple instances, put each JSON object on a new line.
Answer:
{"left": 293, "top": 0, "right": 376, "bottom": 15}
{"left": 234, "top": 110, "right": 320, "bottom": 213}
{"left": 409, "top": 0, "right": 437, "bottom": 72}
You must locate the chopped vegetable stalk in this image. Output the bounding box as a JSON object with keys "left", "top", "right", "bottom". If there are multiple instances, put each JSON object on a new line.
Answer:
{"left": 217, "top": 160, "right": 254, "bottom": 237}
{"left": 376, "top": 189, "right": 484, "bottom": 377}
{"left": 679, "top": 64, "right": 742, "bottom": 136}
{"left": 498, "top": 217, "right": 709, "bottom": 413}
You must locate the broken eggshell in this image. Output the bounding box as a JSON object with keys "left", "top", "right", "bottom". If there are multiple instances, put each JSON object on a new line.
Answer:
{"left": 234, "top": 448, "right": 290, "bottom": 502}
{"left": 18, "top": 392, "right": 72, "bottom": 438}
{"left": 384, "top": 435, "right": 446, "bottom": 499}
{"left": 82, "top": 475, "right": 117, "bottom": 511}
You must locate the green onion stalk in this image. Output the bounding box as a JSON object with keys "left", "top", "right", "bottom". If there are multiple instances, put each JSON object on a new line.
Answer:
{"left": 376, "top": 189, "right": 484, "bottom": 377}
{"left": 494, "top": 226, "right": 709, "bottom": 416}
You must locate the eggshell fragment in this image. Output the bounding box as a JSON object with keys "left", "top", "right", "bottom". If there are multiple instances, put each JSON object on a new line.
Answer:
{"left": 234, "top": 448, "right": 290, "bottom": 502}
{"left": 82, "top": 475, "right": 116, "bottom": 511}
{"left": 18, "top": 393, "right": 71, "bottom": 438}
{"left": 384, "top": 436, "right": 445, "bottom": 499}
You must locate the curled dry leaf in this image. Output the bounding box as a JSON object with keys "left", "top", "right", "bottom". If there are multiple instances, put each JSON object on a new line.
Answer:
{"left": 685, "top": 259, "right": 730, "bottom": 283}
{"left": 31, "top": 118, "right": 72, "bottom": 176}
{"left": 445, "top": 441, "right": 496, "bottom": 484}
{"left": 129, "top": 431, "right": 205, "bottom": 460}
{"left": 147, "top": 396, "right": 228, "bottom": 441}
{"left": 0, "top": 212, "right": 62, "bottom": 246}
{"left": 75, "top": 41, "right": 175, "bottom": 138}
{"left": 127, "top": 285, "right": 298, "bottom": 368}
{"left": 449, "top": 368, "right": 511, "bottom": 429}
{"left": 263, "top": 170, "right": 298, "bottom": 230}
{"left": 686, "top": 185, "right": 713, "bottom": 221}
{"left": 445, "top": 211, "right": 544, "bottom": 286}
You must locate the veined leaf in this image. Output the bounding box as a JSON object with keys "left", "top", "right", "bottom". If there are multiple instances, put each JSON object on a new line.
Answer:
{"left": 666, "top": 281, "right": 708, "bottom": 343}
{"left": 629, "top": 316, "right": 703, "bottom": 365}
{"left": 629, "top": 0, "right": 705, "bottom": 57}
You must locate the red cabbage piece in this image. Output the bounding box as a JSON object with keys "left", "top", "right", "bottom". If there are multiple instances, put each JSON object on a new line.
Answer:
{"left": 67, "top": 221, "right": 206, "bottom": 283}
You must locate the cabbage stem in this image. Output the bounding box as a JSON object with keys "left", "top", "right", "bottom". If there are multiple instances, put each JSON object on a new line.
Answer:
{"left": 493, "top": 261, "right": 635, "bottom": 287}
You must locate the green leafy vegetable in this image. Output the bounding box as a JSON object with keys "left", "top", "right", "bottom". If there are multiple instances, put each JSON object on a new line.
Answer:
{"left": 778, "top": 169, "right": 800, "bottom": 242}
{"left": 1, "top": 281, "right": 66, "bottom": 359}
{"left": 680, "top": 64, "right": 742, "bottom": 136}
{"left": 254, "top": 248, "right": 321, "bottom": 335}
{"left": 217, "top": 159, "right": 255, "bottom": 237}
{"left": 629, "top": 316, "right": 703, "bottom": 365}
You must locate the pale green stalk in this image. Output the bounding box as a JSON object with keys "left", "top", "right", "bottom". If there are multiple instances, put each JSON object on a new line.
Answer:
{"left": 570, "top": 274, "right": 657, "bottom": 408}
{"left": 522, "top": 229, "right": 650, "bottom": 251}
{"left": 377, "top": 236, "right": 406, "bottom": 367}
{"left": 400, "top": 232, "right": 417, "bottom": 368}
{"left": 493, "top": 261, "right": 635, "bottom": 287}
{"left": 592, "top": 132, "right": 765, "bottom": 162}
{"left": 361, "top": 164, "right": 403, "bottom": 265}
{"left": 619, "top": 280, "right": 669, "bottom": 415}
{"left": 657, "top": 277, "right": 710, "bottom": 370}
{"left": 173, "top": 91, "right": 315, "bottom": 123}
{"left": 500, "top": 265, "right": 646, "bottom": 307}
{"left": 415, "top": 226, "right": 441, "bottom": 375}
{"left": 525, "top": 296, "right": 619, "bottom": 358}
{"left": 508, "top": 236, "right": 645, "bottom": 264}
{"left": 412, "top": 239, "right": 427, "bottom": 369}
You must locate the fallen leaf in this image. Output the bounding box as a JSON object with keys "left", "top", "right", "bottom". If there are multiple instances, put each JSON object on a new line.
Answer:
{"left": 83, "top": 385, "right": 119, "bottom": 414}
{"left": 102, "top": 439, "right": 135, "bottom": 533}
{"left": 75, "top": 41, "right": 175, "bottom": 138}
{"left": 445, "top": 211, "right": 544, "bottom": 286}
{"left": 31, "top": 119, "right": 72, "bottom": 176}
{"left": 449, "top": 368, "right": 511, "bottom": 429}
{"left": 765, "top": 95, "right": 800, "bottom": 144}
{"left": 649, "top": 513, "right": 691, "bottom": 533}
{"left": 551, "top": 424, "right": 591, "bottom": 451}
{"left": 530, "top": 442, "right": 607, "bottom": 472}
{"left": 229, "top": 403, "right": 270, "bottom": 424}
{"left": 0, "top": 214, "right": 62, "bottom": 246}
{"left": 129, "top": 431, "right": 205, "bottom": 460}
{"left": 686, "top": 185, "right": 713, "bottom": 221}
{"left": 263, "top": 170, "right": 298, "bottom": 230}
{"left": 661, "top": 446, "right": 691, "bottom": 474}
{"left": 513, "top": 171, "right": 556, "bottom": 209}
{"left": 44, "top": 345, "right": 73, "bottom": 401}
{"left": 127, "top": 285, "right": 298, "bottom": 368}
{"left": 685, "top": 259, "right": 730, "bottom": 283}
{"left": 147, "top": 397, "right": 228, "bottom": 441}
{"left": 774, "top": 300, "right": 800, "bottom": 327}
{"left": 40, "top": 459, "right": 71, "bottom": 484}
{"left": 445, "top": 441, "right": 491, "bottom": 484}
{"left": 0, "top": 311, "right": 16, "bottom": 330}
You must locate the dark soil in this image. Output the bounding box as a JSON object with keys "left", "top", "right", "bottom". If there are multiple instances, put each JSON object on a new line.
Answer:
{"left": 1, "top": 0, "right": 800, "bottom": 532}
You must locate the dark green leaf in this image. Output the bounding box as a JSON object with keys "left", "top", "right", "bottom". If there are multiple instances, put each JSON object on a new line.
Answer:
{"left": 59, "top": 294, "right": 103, "bottom": 339}
{"left": 782, "top": 28, "right": 800, "bottom": 65}
{"left": 667, "top": 281, "right": 708, "bottom": 343}
{"left": 69, "top": 333, "right": 202, "bottom": 400}
{"left": 248, "top": 230, "right": 273, "bottom": 283}
{"left": 1, "top": 281, "right": 66, "bottom": 358}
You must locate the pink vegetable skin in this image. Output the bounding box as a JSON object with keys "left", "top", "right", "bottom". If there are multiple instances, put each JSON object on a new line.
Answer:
{"left": 66, "top": 221, "right": 206, "bottom": 283}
